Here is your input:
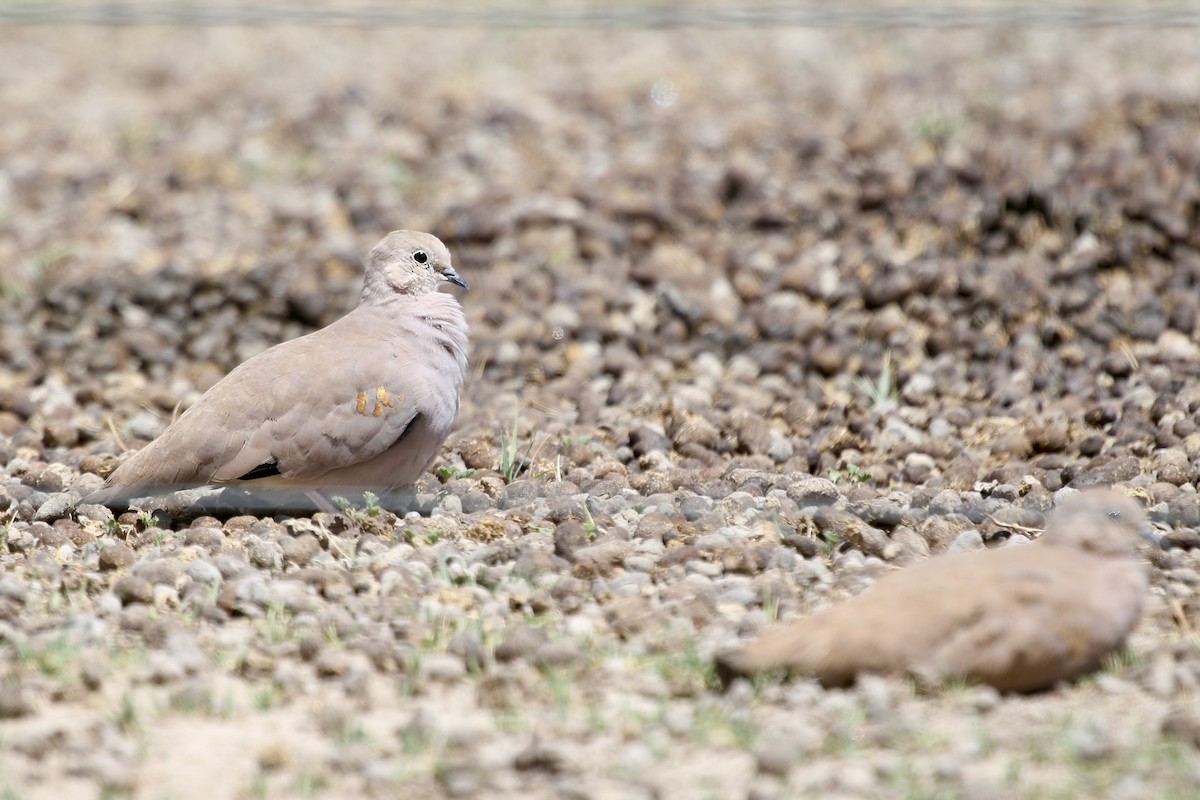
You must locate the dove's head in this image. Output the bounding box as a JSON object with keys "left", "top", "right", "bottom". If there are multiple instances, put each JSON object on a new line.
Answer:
{"left": 363, "top": 230, "right": 467, "bottom": 298}
{"left": 1040, "top": 489, "right": 1160, "bottom": 557}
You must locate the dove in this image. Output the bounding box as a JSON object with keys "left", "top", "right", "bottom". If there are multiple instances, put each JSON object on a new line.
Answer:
{"left": 716, "top": 489, "right": 1159, "bottom": 692}
{"left": 87, "top": 230, "right": 469, "bottom": 511}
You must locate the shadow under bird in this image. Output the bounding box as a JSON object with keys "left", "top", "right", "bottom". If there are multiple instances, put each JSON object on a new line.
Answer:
{"left": 85, "top": 230, "right": 469, "bottom": 513}
{"left": 716, "top": 489, "right": 1162, "bottom": 693}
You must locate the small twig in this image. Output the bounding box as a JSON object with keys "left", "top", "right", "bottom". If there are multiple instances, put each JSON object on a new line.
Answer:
{"left": 1117, "top": 340, "right": 1140, "bottom": 372}
{"left": 306, "top": 516, "right": 355, "bottom": 564}
{"left": 471, "top": 353, "right": 489, "bottom": 383}
{"left": 106, "top": 416, "right": 129, "bottom": 453}
{"left": 1169, "top": 595, "right": 1194, "bottom": 637}
{"left": 985, "top": 515, "right": 1044, "bottom": 538}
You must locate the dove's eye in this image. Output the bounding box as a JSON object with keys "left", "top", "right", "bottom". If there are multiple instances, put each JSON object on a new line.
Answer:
{"left": 1107, "top": 509, "right": 1121, "bottom": 520}
{"left": 413, "top": 250, "right": 428, "bottom": 264}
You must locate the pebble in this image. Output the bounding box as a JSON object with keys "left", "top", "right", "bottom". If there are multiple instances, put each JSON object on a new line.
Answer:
{"left": 0, "top": 686, "right": 34, "bottom": 719}
{"left": 147, "top": 653, "right": 187, "bottom": 684}
{"left": 903, "top": 453, "right": 937, "bottom": 483}
{"left": 570, "top": 539, "right": 631, "bottom": 575}
{"left": 112, "top": 576, "right": 154, "bottom": 606}
{"left": 1068, "top": 719, "right": 1114, "bottom": 761}
{"left": 186, "top": 559, "right": 222, "bottom": 586}
{"left": 135, "top": 558, "right": 181, "bottom": 586}
{"left": 947, "top": 530, "right": 984, "bottom": 553}
{"left": 495, "top": 625, "right": 545, "bottom": 662}
{"left": 786, "top": 477, "right": 840, "bottom": 508}
{"left": 33, "top": 493, "right": 76, "bottom": 522}
{"left": 99, "top": 543, "right": 136, "bottom": 571}
{"left": 755, "top": 737, "right": 801, "bottom": 777}
{"left": 282, "top": 533, "right": 322, "bottom": 566}
{"left": 533, "top": 639, "right": 582, "bottom": 669}
{"left": 249, "top": 540, "right": 284, "bottom": 569}
{"left": 87, "top": 753, "right": 135, "bottom": 793}
{"left": 767, "top": 437, "right": 794, "bottom": 463}
{"left": 679, "top": 495, "right": 715, "bottom": 521}
{"left": 422, "top": 653, "right": 468, "bottom": 681}
{"left": 0, "top": 576, "right": 27, "bottom": 603}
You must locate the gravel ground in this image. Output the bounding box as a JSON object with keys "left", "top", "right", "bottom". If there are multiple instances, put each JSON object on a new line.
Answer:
{"left": 3, "top": 18, "right": 1200, "bottom": 800}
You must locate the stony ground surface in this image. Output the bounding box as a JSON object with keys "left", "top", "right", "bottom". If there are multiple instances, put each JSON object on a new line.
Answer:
{"left": 2, "top": 16, "right": 1200, "bottom": 800}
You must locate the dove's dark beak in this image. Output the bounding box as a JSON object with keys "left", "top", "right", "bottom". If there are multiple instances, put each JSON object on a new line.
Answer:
{"left": 441, "top": 266, "right": 468, "bottom": 289}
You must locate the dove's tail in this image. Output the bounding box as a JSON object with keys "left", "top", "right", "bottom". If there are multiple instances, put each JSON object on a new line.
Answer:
{"left": 715, "top": 617, "right": 844, "bottom": 687}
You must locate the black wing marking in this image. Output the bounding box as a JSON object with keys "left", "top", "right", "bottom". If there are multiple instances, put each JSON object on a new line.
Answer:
{"left": 393, "top": 412, "right": 422, "bottom": 446}
{"left": 238, "top": 460, "right": 283, "bottom": 481}
{"left": 236, "top": 415, "right": 421, "bottom": 482}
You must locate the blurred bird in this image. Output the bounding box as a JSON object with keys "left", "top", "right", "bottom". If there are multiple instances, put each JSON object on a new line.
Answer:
{"left": 716, "top": 489, "right": 1160, "bottom": 692}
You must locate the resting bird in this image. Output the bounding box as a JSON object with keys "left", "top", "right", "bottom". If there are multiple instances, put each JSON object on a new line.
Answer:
{"left": 716, "top": 489, "right": 1160, "bottom": 692}
{"left": 86, "top": 230, "right": 469, "bottom": 512}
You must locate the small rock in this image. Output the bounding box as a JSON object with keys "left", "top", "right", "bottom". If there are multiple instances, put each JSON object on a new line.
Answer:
{"left": 786, "top": 476, "right": 839, "bottom": 508}
{"left": 679, "top": 495, "right": 714, "bottom": 521}
{"left": 1068, "top": 719, "right": 1113, "bottom": 761}
{"left": 554, "top": 520, "right": 591, "bottom": 560}
{"left": 422, "top": 653, "right": 468, "bottom": 682}
{"left": 1149, "top": 652, "right": 1177, "bottom": 697}
{"left": 75, "top": 503, "right": 115, "bottom": 524}
{"left": 186, "top": 559, "right": 222, "bottom": 586}
{"left": 257, "top": 741, "right": 294, "bottom": 771}
{"left": 9, "top": 719, "right": 67, "bottom": 757}
{"left": 314, "top": 650, "right": 352, "bottom": 678}
{"left": 99, "top": 543, "right": 136, "bottom": 571}
{"left": 438, "top": 757, "right": 482, "bottom": 798}
{"left": 767, "top": 437, "right": 794, "bottom": 463}
{"left": 449, "top": 631, "right": 488, "bottom": 672}
{"left": 466, "top": 517, "right": 509, "bottom": 543}
{"left": 0, "top": 576, "right": 27, "bottom": 603}
{"left": 947, "top": 530, "right": 984, "bottom": 553}
{"left": 0, "top": 686, "right": 34, "bottom": 718}
{"left": 112, "top": 576, "right": 154, "bottom": 606}
{"left": 755, "top": 737, "right": 801, "bottom": 777}
{"left": 533, "top": 639, "right": 582, "bottom": 669}
{"left": 605, "top": 597, "right": 661, "bottom": 637}
{"left": 1027, "top": 413, "right": 1071, "bottom": 453}
{"left": 135, "top": 559, "right": 180, "bottom": 586}
{"left": 495, "top": 625, "right": 546, "bottom": 662}
{"left": 249, "top": 540, "right": 284, "bottom": 569}
{"left": 147, "top": 653, "right": 186, "bottom": 684}
{"left": 1165, "top": 530, "right": 1200, "bottom": 550}
{"left": 1069, "top": 455, "right": 1141, "bottom": 488}
{"left": 570, "top": 539, "right": 631, "bottom": 576}
{"left": 514, "top": 741, "right": 573, "bottom": 774}
{"left": 1161, "top": 704, "right": 1200, "bottom": 747}
{"left": 282, "top": 533, "right": 321, "bottom": 566}
{"left": 815, "top": 508, "right": 888, "bottom": 557}
{"left": 183, "top": 526, "right": 225, "bottom": 550}
{"left": 34, "top": 493, "right": 76, "bottom": 522}
{"left": 903, "top": 453, "right": 936, "bottom": 483}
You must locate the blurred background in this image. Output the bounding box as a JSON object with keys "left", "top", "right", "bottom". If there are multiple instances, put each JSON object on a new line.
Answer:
{"left": 2, "top": 1, "right": 1199, "bottom": 478}
{"left": 5, "top": 6, "right": 1200, "bottom": 799}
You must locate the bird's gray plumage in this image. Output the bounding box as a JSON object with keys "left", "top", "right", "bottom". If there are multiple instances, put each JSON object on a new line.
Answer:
{"left": 87, "top": 230, "right": 469, "bottom": 510}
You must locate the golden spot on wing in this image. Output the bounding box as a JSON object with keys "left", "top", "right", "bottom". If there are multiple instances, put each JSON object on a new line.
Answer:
{"left": 356, "top": 392, "right": 367, "bottom": 416}
{"left": 373, "top": 386, "right": 395, "bottom": 416}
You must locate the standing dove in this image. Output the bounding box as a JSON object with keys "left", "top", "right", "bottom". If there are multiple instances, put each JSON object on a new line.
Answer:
{"left": 716, "top": 489, "right": 1159, "bottom": 692}
{"left": 88, "top": 230, "right": 469, "bottom": 510}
